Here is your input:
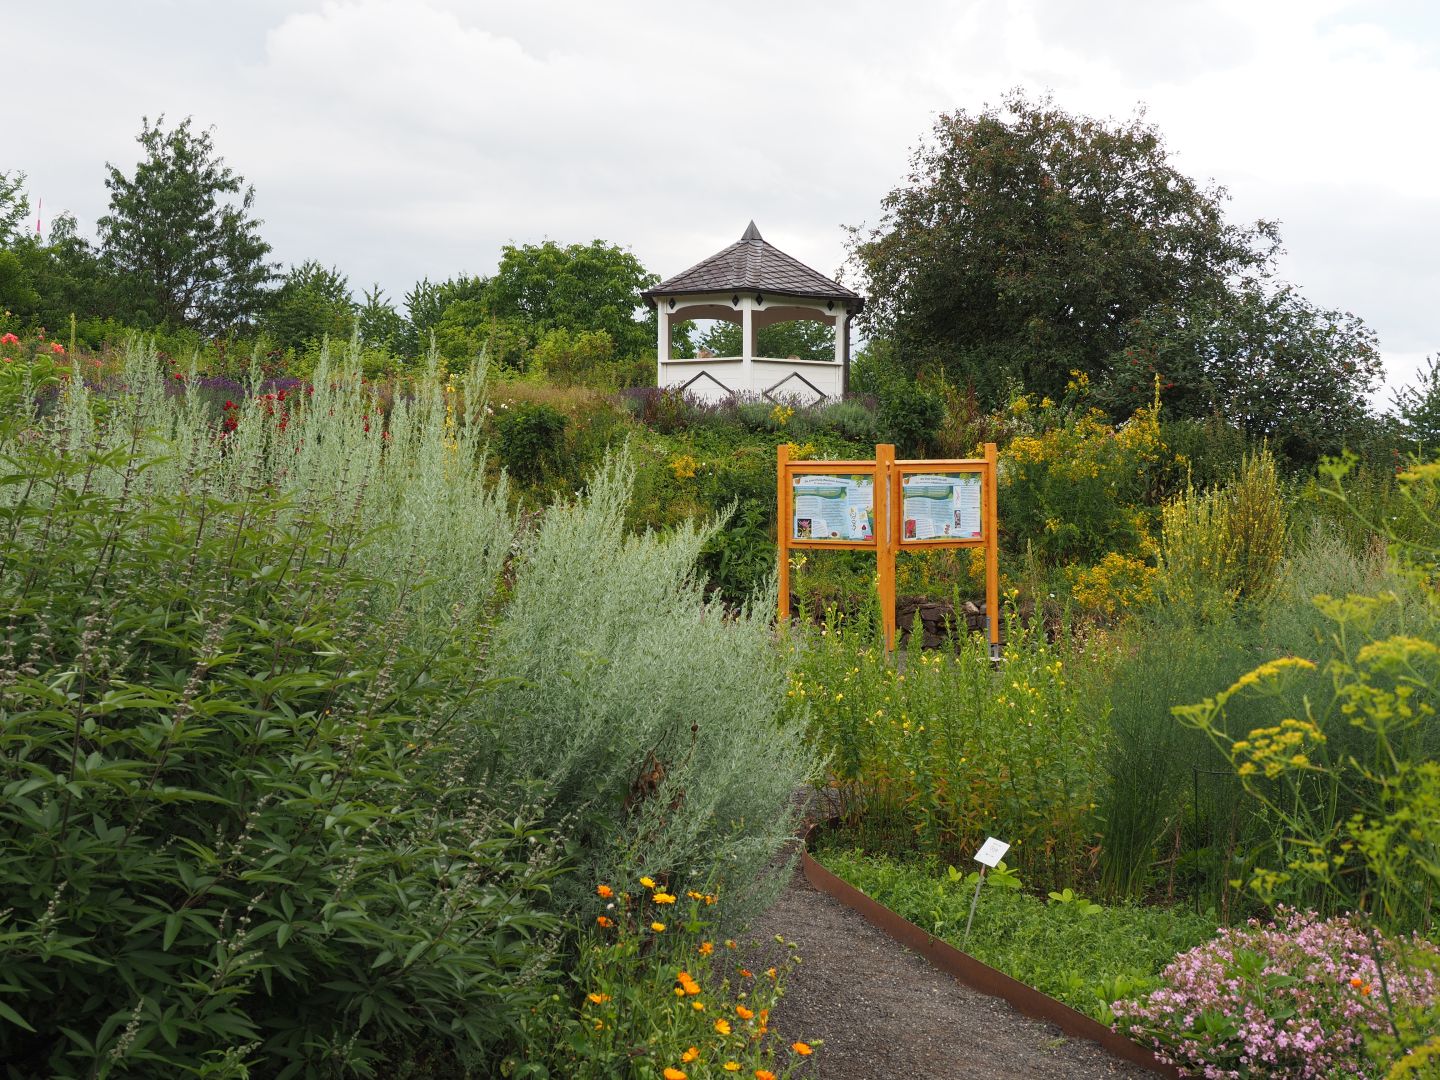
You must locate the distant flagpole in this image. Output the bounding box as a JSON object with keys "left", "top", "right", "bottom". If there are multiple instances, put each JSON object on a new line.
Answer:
{"left": 35, "top": 197, "right": 41, "bottom": 237}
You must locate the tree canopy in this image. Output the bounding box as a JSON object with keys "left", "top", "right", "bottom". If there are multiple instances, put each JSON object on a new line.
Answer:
{"left": 486, "top": 239, "right": 657, "bottom": 359}
{"left": 847, "top": 91, "right": 1381, "bottom": 462}
{"left": 98, "top": 116, "right": 276, "bottom": 333}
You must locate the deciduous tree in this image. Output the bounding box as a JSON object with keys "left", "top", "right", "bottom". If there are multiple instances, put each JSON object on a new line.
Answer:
{"left": 98, "top": 116, "right": 276, "bottom": 332}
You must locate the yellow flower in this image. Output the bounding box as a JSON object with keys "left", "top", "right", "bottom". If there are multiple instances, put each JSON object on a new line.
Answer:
{"left": 682, "top": 1046, "right": 699, "bottom": 1063}
{"left": 651, "top": 921, "right": 666, "bottom": 933}
{"left": 691, "top": 1001, "right": 705, "bottom": 1011}
{"left": 653, "top": 892, "right": 677, "bottom": 904}
{"left": 698, "top": 941, "right": 714, "bottom": 956}
{"left": 723, "top": 1064, "right": 740, "bottom": 1073}
{"left": 586, "top": 992, "right": 610, "bottom": 1004}
{"left": 792, "top": 1041, "right": 813, "bottom": 1056}
{"left": 640, "top": 876, "right": 656, "bottom": 889}
{"left": 714, "top": 1018, "right": 732, "bottom": 1035}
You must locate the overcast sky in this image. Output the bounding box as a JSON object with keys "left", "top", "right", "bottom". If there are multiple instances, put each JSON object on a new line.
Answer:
{"left": 7, "top": 0, "right": 1438, "bottom": 399}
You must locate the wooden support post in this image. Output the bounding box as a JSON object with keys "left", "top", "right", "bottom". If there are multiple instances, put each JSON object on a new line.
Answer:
{"left": 984, "top": 441, "right": 1000, "bottom": 660}
{"left": 876, "top": 443, "right": 896, "bottom": 653}
{"left": 777, "top": 441, "right": 791, "bottom": 628}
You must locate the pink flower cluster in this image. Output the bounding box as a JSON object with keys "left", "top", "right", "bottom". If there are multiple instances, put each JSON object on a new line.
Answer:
{"left": 1113, "top": 907, "right": 1439, "bottom": 1078}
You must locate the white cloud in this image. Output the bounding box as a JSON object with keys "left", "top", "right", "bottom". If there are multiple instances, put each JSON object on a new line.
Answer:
{"left": 8, "top": 0, "right": 1437, "bottom": 397}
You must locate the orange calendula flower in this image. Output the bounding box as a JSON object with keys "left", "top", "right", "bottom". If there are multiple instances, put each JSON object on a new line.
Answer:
{"left": 586, "top": 992, "right": 610, "bottom": 1004}
{"left": 1349, "top": 976, "right": 1365, "bottom": 988}
{"left": 738, "top": 969, "right": 754, "bottom": 979}
{"left": 651, "top": 921, "right": 667, "bottom": 933}
{"left": 735, "top": 1005, "right": 754, "bottom": 1020}
{"left": 663, "top": 1069, "right": 687, "bottom": 1080}
{"left": 792, "top": 1041, "right": 813, "bottom": 1055}
{"left": 755, "top": 1071, "right": 777, "bottom": 1080}
{"left": 640, "top": 876, "right": 656, "bottom": 889}
{"left": 597, "top": 884, "right": 613, "bottom": 898}
{"left": 698, "top": 941, "right": 714, "bottom": 956}
{"left": 765, "top": 967, "right": 777, "bottom": 979}
{"left": 677, "top": 971, "right": 702, "bottom": 996}
{"left": 653, "top": 892, "right": 677, "bottom": 904}
{"left": 714, "top": 1018, "right": 732, "bottom": 1036}
{"left": 596, "top": 915, "right": 614, "bottom": 928}
{"left": 682, "top": 1047, "right": 699, "bottom": 1063}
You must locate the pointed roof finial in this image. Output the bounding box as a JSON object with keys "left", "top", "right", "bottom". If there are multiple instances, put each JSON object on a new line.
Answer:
{"left": 741, "top": 220, "right": 762, "bottom": 242}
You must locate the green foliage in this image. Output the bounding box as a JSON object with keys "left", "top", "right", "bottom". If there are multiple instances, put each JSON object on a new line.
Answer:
{"left": 849, "top": 90, "right": 1274, "bottom": 408}
{"left": 531, "top": 326, "right": 616, "bottom": 386}
{"left": 817, "top": 848, "right": 1216, "bottom": 1022}
{"left": 530, "top": 874, "right": 807, "bottom": 1079}
{"left": 1001, "top": 402, "right": 1165, "bottom": 566}
{"left": 478, "top": 451, "right": 817, "bottom": 921}
{"left": 876, "top": 378, "right": 943, "bottom": 455}
{"left": 1159, "top": 448, "right": 1287, "bottom": 614}
{"left": 355, "top": 284, "right": 406, "bottom": 355}
{"left": 0, "top": 435, "right": 561, "bottom": 1076}
{"left": 791, "top": 613, "right": 1103, "bottom": 890}
{"left": 697, "top": 318, "right": 835, "bottom": 361}
{"left": 262, "top": 261, "right": 355, "bottom": 351}
{"left": 492, "top": 399, "right": 569, "bottom": 485}
{"left": 1110, "top": 284, "right": 1382, "bottom": 467}
{"left": 98, "top": 116, "right": 277, "bottom": 332}
{"left": 1392, "top": 354, "right": 1440, "bottom": 454}
{"left": 0, "top": 170, "right": 30, "bottom": 243}
{"left": 487, "top": 240, "right": 658, "bottom": 360}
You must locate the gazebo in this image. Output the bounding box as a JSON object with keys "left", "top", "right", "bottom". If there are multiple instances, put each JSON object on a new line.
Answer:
{"left": 641, "top": 222, "right": 864, "bottom": 404}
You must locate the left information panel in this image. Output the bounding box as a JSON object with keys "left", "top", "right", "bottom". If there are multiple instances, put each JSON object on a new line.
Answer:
{"left": 792, "top": 473, "right": 876, "bottom": 542}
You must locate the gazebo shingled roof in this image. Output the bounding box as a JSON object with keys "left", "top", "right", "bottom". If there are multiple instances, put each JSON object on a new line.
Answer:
{"left": 641, "top": 222, "right": 863, "bottom": 313}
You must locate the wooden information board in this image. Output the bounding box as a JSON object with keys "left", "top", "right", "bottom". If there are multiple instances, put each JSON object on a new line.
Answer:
{"left": 778, "top": 442, "right": 999, "bottom": 655}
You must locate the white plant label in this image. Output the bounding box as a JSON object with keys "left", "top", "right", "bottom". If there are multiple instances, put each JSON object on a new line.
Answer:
{"left": 974, "top": 836, "right": 1010, "bottom": 868}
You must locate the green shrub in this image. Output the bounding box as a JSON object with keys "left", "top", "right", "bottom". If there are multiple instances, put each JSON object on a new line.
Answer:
{"left": 1158, "top": 448, "right": 1287, "bottom": 616}
{"left": 493, "top": 399, "right": 569, "bottom": 485}
{"left": 877, "top": 379, "right": 943, "bottom": 455}
{"left": 476, "top": 450, "right": 818, "bottom": 923}
{"left": 0, "top": 439, "right": 561, "bottom": 1078}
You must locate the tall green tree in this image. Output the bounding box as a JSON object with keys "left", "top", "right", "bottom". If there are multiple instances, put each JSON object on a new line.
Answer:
{"left": 263, "top": 261, "right": 355, "bottom": 351}
{"left": 0, "top": 171, "right": 31, "bottom": 245}
{"left": 848, "top": 91, "right": 1276, "bottom": 407}
{"left": 486, "top": 239, "right": 657, "bottom": 359}
{"left": 98, "top": 116, "right": 276, "bottom": 332}
{"left": 1393, "top": 354, "right": 1440, "bottom": 453}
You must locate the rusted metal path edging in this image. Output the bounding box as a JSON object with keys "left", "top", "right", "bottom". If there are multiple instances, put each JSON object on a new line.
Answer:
{"left": 800, "top": 849, "right": 1180, "bottom": 1078}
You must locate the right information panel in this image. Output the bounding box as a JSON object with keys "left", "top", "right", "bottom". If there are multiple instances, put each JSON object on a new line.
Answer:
{"left": 899, "top": 472, "right": 983, "bottom": 541}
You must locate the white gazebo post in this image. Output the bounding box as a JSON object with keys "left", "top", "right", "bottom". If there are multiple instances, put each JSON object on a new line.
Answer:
{"left": 741, "top": 298, "right": 755, "bottom": 390}
{"left": 641, "top": 222, "right": 864, "bottom": 405}
{"left": 656, "top": 304, "right": 671, "bottom": 385}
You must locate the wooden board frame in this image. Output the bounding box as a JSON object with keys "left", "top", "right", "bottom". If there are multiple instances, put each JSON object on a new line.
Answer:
{"left": 779, "top": 443, "right": 999, "bottom": 655}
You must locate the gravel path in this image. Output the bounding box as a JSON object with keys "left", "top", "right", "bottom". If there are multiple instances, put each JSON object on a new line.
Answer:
{"left": 739, "top": 858, "right": 1155, "bottom": 1080}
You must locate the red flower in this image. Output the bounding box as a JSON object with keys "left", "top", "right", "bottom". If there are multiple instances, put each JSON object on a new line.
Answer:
{"left": 223, "top": 400, "right": 236, "bottom": 410}
{"left": 0, "top": 332, "right": 19, "bottom": 345}
{"left": 50, "top": 342, "right": 64, "bottom": 354}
